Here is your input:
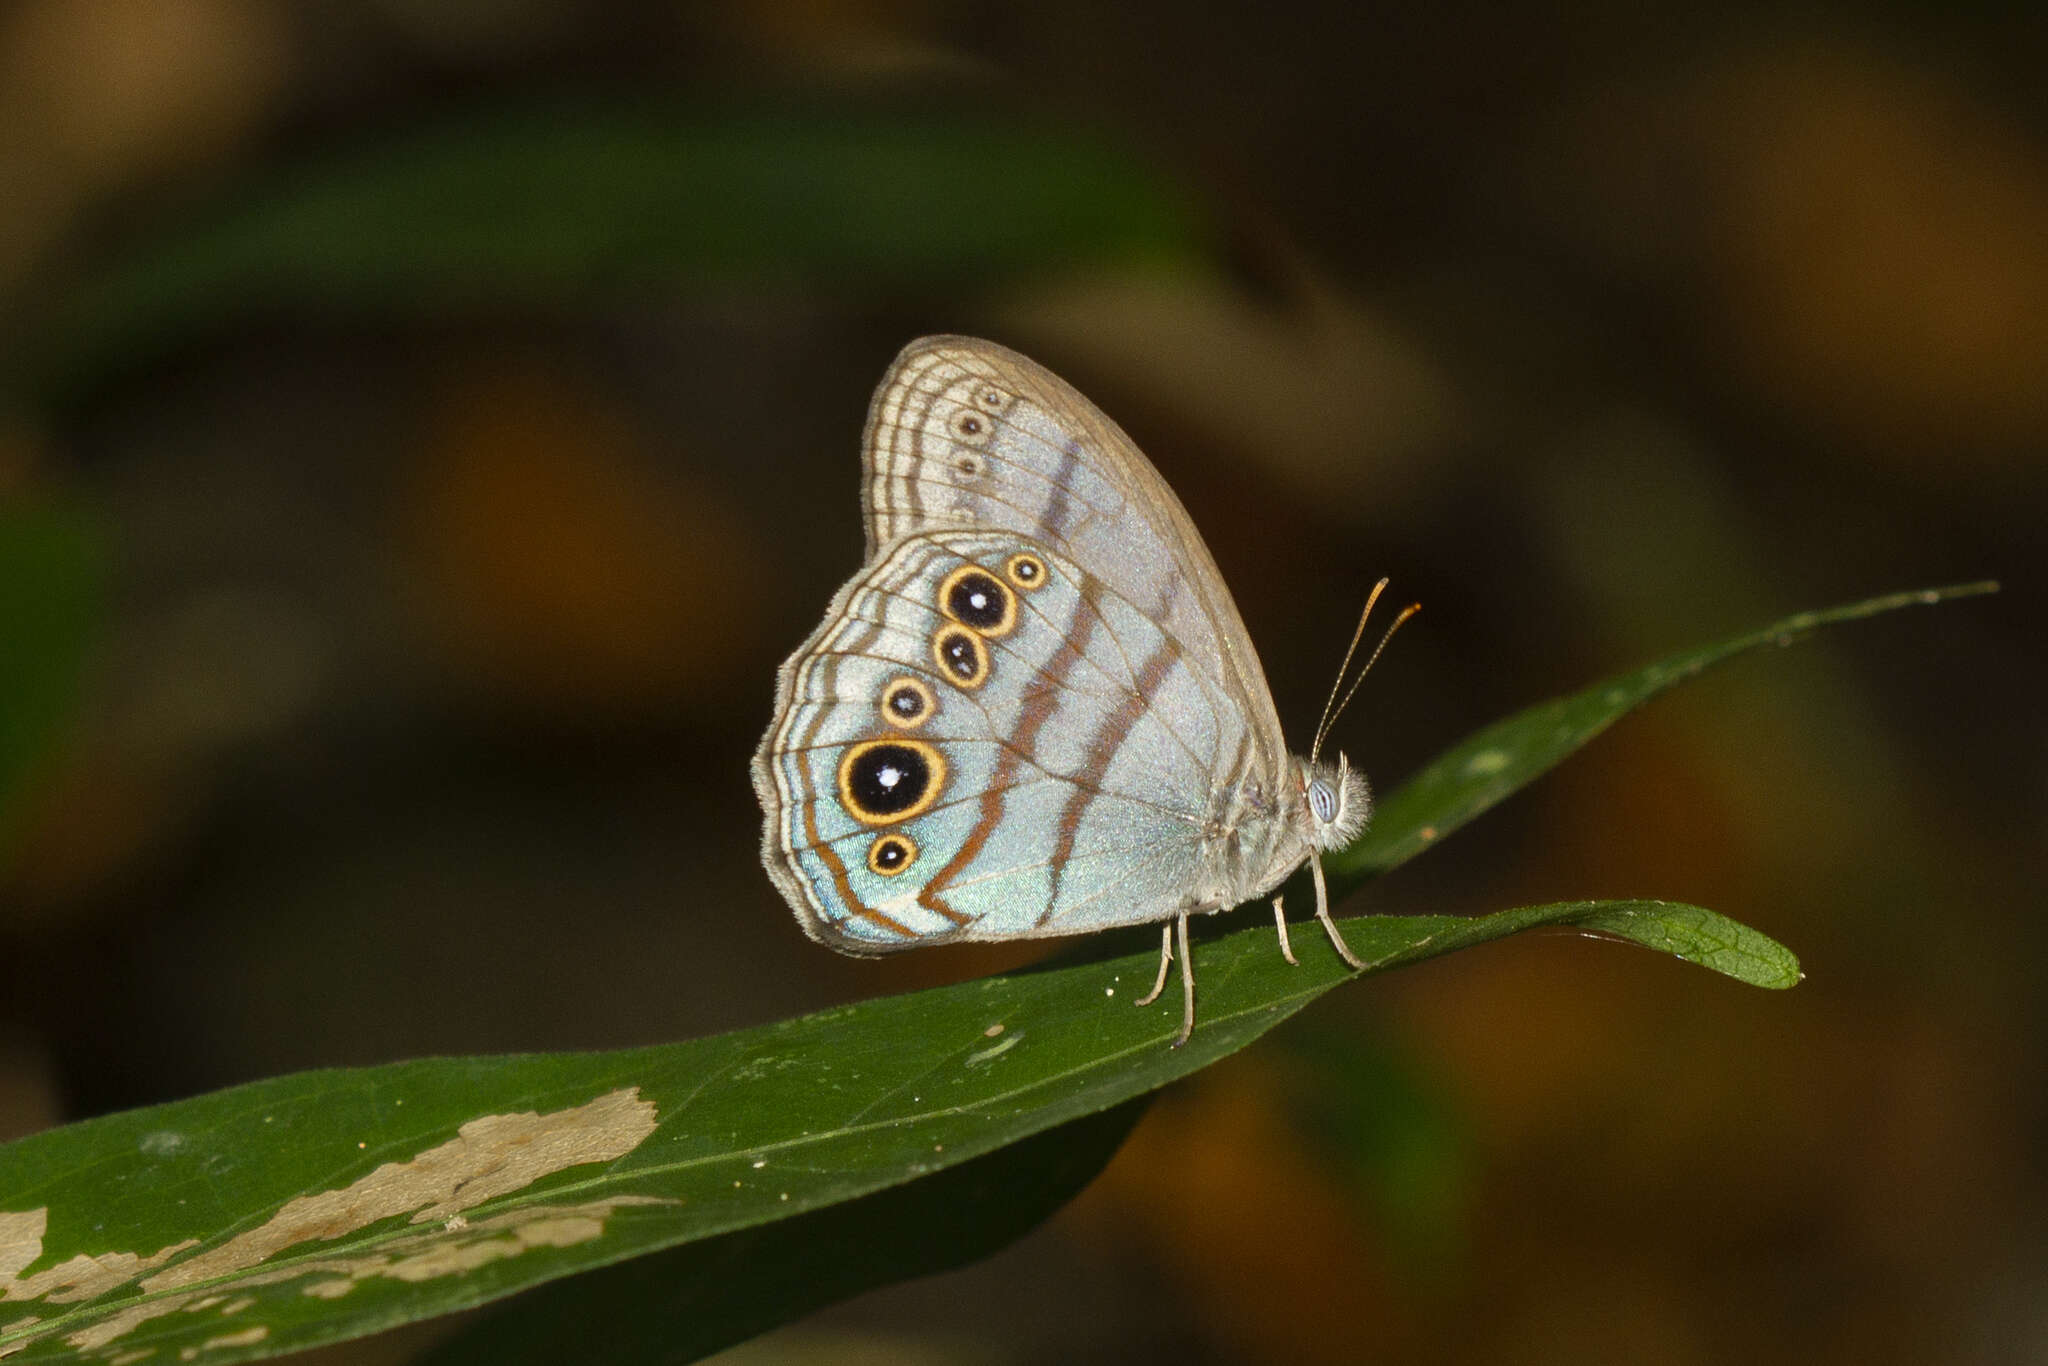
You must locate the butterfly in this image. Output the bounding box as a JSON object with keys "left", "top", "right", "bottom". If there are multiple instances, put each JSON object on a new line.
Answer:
{"left": 752, "top": 335, "right": 1408, "bottom": 1045}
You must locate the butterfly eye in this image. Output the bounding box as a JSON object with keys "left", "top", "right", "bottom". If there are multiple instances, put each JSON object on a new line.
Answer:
{"left": 867, "top": 833, "right": 918, "bottom": 876}
{"left": 1003, "top": 553, "right": 1047, "bottom": 591}
{"left": 1307, "top": 778, "right": 1338, "bottom": 825}
{"left": 880, "top": 677, "right": 935, "bottom": 729}
{"left": 939, "top": 565, "right": 1016, "bottom": 637}
{"left": 837, "top": 739, "right": 945, "bottom": 825}
{"left": 932, "top": 627, "right": 990, "bottom": 688}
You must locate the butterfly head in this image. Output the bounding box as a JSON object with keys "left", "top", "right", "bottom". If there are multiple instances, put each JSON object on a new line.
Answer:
{"left": 1298, "top": 752, "right": 1370, "bottom": 853}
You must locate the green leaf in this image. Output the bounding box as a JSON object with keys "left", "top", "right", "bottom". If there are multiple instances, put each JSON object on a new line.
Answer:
{"left": 19, "top": 106, "right": 1210, "bottom": 403}
{"left": 0, "top": 499, "right": 105, "bottom": 865}
{"left": 1336, "top": 579, "right": 2001, "bottom": 880}
{"left": 1276, "top": 1025, "right": 1474, "bottom": 1281}
{"left": 0, "top": 898, "right": 1777, "bottom": 1366}
{"left": 0, "top": 582, "right": 1989, "bottom": 1364}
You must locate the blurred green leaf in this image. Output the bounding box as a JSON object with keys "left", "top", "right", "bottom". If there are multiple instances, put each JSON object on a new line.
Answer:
{"left": 1278, "top": 1024, "right": 1473, "bottom": 1281}
{"left": 20, "top": 106, "right": 1212, "bottom": 402}
{"left": 0, "top": 499, "right": 104, "bottom": 865}
{"left": 1, "top": 582, "right": 1992, "bottom": 1364}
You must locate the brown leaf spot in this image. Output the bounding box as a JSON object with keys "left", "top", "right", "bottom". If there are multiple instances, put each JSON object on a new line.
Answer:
{"left": 141, "top": 1087, "right": 656, "bottom": 1293}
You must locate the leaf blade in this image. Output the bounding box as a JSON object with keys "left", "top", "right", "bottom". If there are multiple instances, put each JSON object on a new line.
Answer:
{"left": 0, "top": 898, "right": 1780, "bottom": 1364}
{"left": 1337, "top": 580, "right": 1999, "bottom": 880}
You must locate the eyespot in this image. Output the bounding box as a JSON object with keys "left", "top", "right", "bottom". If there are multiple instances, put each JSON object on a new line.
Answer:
{"left": 975, "top": 386, "right": 1010, "bottom": 412}
{"left": 880, "top": 676, "right": 935, "bottom": 729}
{"left": 948, "top": 409, "right": 990, "bottom": 443}
{"left": 867, "top": 833, "right": 918, "bottom": 876}
{"left": 1003, "top": 552, "right": 1047, "bottom": 592}
{"left": 1307, "top": 778, "right": 1338, "bottom": 825}
{"left": 932, "top": 627, "right": 990, "bottom": 688}
{"left": 938, "top": 564, "right": 1016, "bottom": 637}
{"left": 837, "top": 739, "right": 945, "bottom": 825}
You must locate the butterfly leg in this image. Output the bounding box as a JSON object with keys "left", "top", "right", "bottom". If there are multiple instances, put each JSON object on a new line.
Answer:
{"left": 1311, "top": 855, "right": 1366, "bottom": 970}
{"left": 1172, "top": 913, "right": 1195, "bottom": 1047}
{"left": 1134, "top": 916, "right": 1197, "bottom": 1045}
{"left": 1271, "top": 895, "right": 1299, "bottom": 965}
{"left": 1135, "top": 923, "right": 1174, "bottom": 1007}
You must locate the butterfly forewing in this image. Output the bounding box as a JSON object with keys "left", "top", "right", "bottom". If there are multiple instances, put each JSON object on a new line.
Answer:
{"left": 859, "top": 337, "right": 1289, "bottom": 777}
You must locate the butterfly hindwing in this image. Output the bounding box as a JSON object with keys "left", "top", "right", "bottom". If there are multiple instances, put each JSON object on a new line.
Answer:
{"left": 756, "top": 529, "right": 1238, "bottom": 951}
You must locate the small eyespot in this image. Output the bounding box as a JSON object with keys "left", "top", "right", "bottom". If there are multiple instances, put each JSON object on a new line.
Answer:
{"left": 1308, "top": 779, "right": 1337, "bottom": 825}
{"left": 976, "top": 387, "right": 1009, "bottom": 412}
{"left": 867, "top": 833, "right": 917, "bottom": 876}
{"left": 938, "top": 565, "right": 1016, "bottom": 637}
{"left": 880, "top": 677, "right": 935, "bottom": 729}
{"left": 1003, "top": 552, "right": 1047, "bottom": 591}
{"left": 949, "top": 410, "right": 989, "bottom": 443}
{"left": 837, "top": 739, "right": 945, "bottom": 825}
{"left": 955, "top": 456, "right": 979, "bottom": 476}
{"left": 933, "top": 627, "right": 990, "bottom": 688}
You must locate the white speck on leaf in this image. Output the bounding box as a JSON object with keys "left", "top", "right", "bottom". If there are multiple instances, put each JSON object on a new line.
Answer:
{"left": 1463, "top": 749, "right": 1508, "bottom": 777}
{"left": 200, "top": 1326, "right": 268, "bottom": 1352}
{"left": 966, "top": 1035, "right": 1019, "bottom": 1066}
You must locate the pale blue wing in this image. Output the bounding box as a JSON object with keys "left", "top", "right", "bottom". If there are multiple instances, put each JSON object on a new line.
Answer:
{"left": 753, "top": 530, "right": 1252, "bottom": 951}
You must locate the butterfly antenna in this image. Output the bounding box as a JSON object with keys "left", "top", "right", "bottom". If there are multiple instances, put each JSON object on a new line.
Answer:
{"left": 1310, "top": 582, "right": 1420, "bottom": 762}
{"left": 1309, "top": 579, "right": 1386, "bottom": 762}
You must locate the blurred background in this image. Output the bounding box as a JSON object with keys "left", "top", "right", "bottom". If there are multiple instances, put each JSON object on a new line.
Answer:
{"left": 0, "top": 2, "right": 2039, "bottom": 1363}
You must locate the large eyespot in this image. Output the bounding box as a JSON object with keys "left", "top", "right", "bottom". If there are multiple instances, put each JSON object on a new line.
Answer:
{"left": 867, "top": 833, "right": 917, "bottom": 876}
{"left": 948, "top": 409, "right": 991, "bottom": 443}
{"left": 1307, "top": 778, "right": 1338, "bottom": 825}
{"left": 837, "top": 739, "right": 944, "bottom": 825}
{"left": 932, "top": 627, "right": 990, "bottom": 689}
{"left": 880, "top": 676, "right": 936, "bottom": 729}
{"left": 1003, "top": 552, "right": 1047, "bottom": 592}
{"left": 939, "top": 564, "right": 1016, "bottom": 637}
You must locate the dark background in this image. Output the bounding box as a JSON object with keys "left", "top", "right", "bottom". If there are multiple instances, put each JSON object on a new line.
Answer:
{"left": 0, "top": 3, "right": 2039, "bottom": 1363}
